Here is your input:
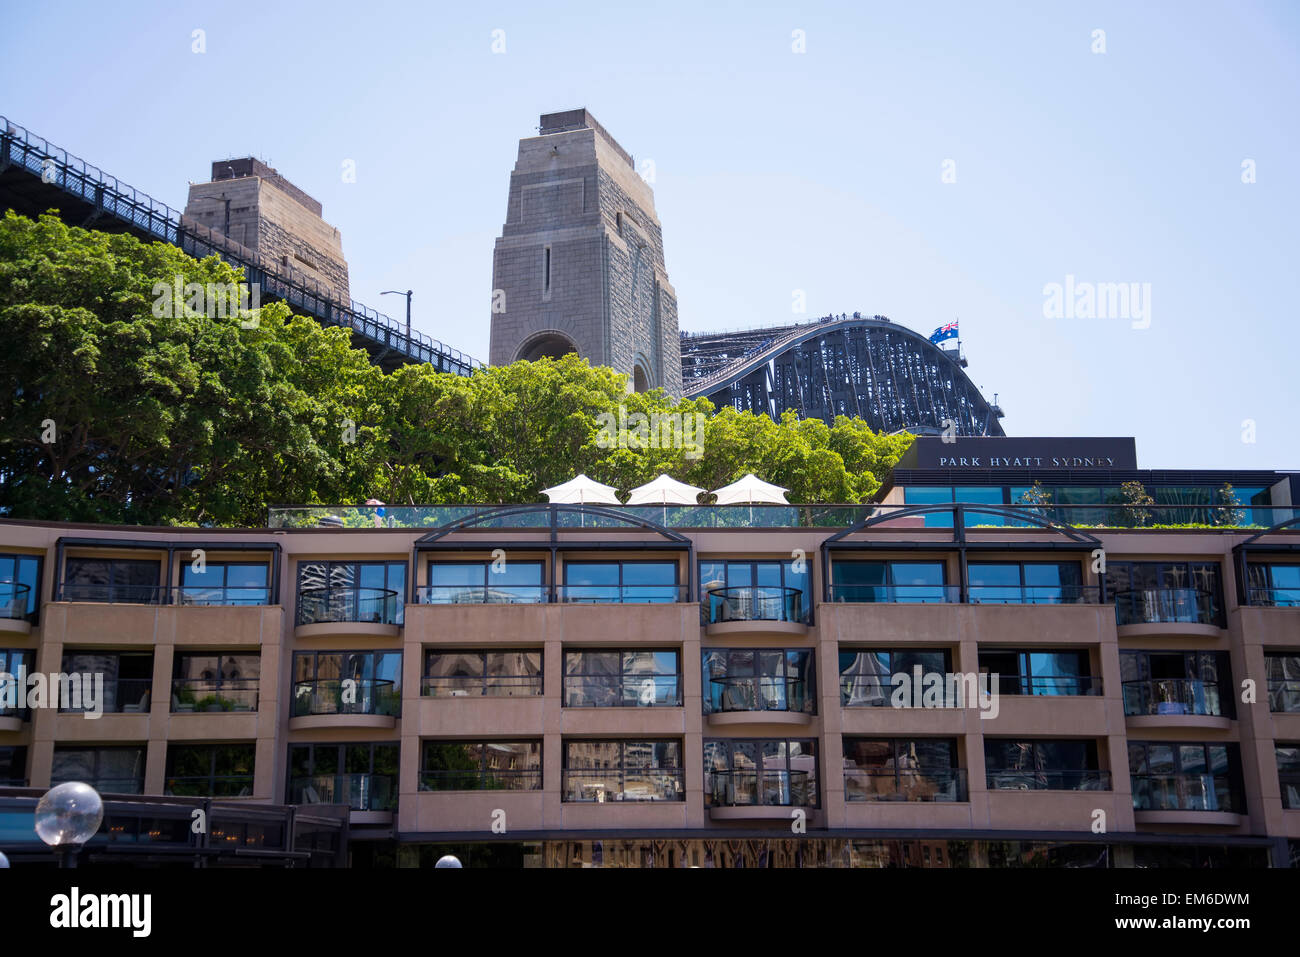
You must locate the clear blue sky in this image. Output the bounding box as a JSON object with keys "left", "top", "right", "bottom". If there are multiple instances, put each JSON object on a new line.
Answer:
{"left": 3, "top": 1, "right": 1296, "bottom": 470}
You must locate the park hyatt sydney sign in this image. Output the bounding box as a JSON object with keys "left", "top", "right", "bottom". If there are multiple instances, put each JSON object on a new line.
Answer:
{"left": 896, "top": 437, "right": 1139, "bottom": 471}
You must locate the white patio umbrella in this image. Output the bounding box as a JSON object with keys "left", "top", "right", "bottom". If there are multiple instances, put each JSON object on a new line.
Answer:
{"left": 710, "top": 473, "right": 789, "bottom": 505}
{"left": 540, "top": 474, "right": 622, "bottom": 505}
{"left": 625, "top": 474, "right": 704, "bottom": 505}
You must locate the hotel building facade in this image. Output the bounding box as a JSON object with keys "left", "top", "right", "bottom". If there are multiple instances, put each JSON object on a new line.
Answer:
{"left": 0, "top": 438, "right": 1297, "bottom": 868}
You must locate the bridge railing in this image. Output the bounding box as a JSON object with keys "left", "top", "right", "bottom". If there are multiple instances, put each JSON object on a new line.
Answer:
{"left": 1, "top": 115, "right": 482, "bottom": 376}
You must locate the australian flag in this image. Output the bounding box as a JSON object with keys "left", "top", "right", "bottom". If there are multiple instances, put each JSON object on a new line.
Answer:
{"left": 929, "top": 321, "right": 959, "bottom": 344}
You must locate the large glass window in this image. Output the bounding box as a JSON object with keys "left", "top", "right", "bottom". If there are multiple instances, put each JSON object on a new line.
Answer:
{"left": 165, "top": 744, "right": 255, "bottom": 797}
{"left": 292, "top": 650, "right": 401, "bottom": 717}
{"left": 979, "top": 650, "right": 1097, "bottom": 696}
{"left": 562, "top": 561, "right": 680, "bottom": 603}
{"left": 421, "top": 740, "right": 542, "bottom": 791}
{"left": 296, "top": 560, "right": 405, "bottom": 625}
{"left": 1120, "top": 650, "right": 1231, "bottom": 717}
{"left": 704, "top": 738, "right": 817, "bottom": 807}
{"left": 1247, "top": 563, "right": 1300, "bottom": 607}
{"left": 839, "top": 649, "right": 952, "bottom": 706}
{"left": 0, "top": 553, "right": 41, "bottom": 622}
{"left": 563, "top": 739, "right": 683, "bottom": 802}
{"left": 1106, "top": 561, "right": 1224, "bottom": 626}
{"left": 699, "top": 559, "right": 810, "bottom": 623}
{"left": 60, "top": 651, "right": 153, "bottom": 714}
{"left": 830, "top": 560, "right": 951, "bottom": 603}
{"left": 0, "top": 746, "right": 27, "bottom": 786}
{"left": 289, "top": 742, "right": 399, "bottom": 810}
{"left": 178, "top": 561, "right": 269, "bottom": 606}
{"left": 0, "top": 649, "right": 34, "bottom": 720}
{"left": 843, "top": 738, "right": 965, "bottom": 802}
{"left": 424, "top": 650, "right": 543, "bottom": 697}
{"left": 1129, "top": 741, "right": 1242, "bottom": 812}
{"left": 968, "top": 562, "right": 1088, "bottom": 604}
{"left": 702, "top": 649, "right": 814, "bottom": 714}
{"left": 424, "top": 560, "right": 543, "bottom": 604}
{"left": 52, "top": 746, "right": 146, "bottom": 794}
{"left": 63, "top": 557, "right": 160, "bottom": 604}
{"left": 1265, "top": 653, "right": 1300, "bottom": 713}
{"left": 171, "top": 653, "right": 260, "bottom": 712}
{"left": 564, "top": 650, "right": 680, "bottom": 707}
{"left": 1277, "top": 745, "right": 1300, "bottom": 810}
{"left": 984, "top": 739, "right": 1108, "bottom": 791}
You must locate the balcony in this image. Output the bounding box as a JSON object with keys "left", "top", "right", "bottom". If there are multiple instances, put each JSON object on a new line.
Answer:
{"left": 171, "top": 679, "right": 258, "bottom": 713}
{"left": 561, "top": 769, "right": 683, "bottom": 802}
{"left": 416, "top": 584, "right": 688, "bottom": 605}
{"left": 59, "top": 584, "right": 271, "bottom": 606}
{"left": 1114, "top": 588, "right": 1221, "bottom": 634}
{"left": 58, "top": 677, "right": 153, "bottom": 715}
{"left": 424, "top": 674, "right": 543, "bottom": 698}
{"left": 1244, "top": 586, "right": 1300, "bottom": 608}
{"left": 421, "top": 769, "right": 543, "bottom": 792}
{"left": 1131, "top": 773, "right": 1243, "bottom": 824}
{"left": 419, "top": 584, "right": 545, "bottom": 605}
{"left": 1122, "top": 679, "right": 1229, "bottom": 729}
{"left": 706, "top": 769, "right": 815, "bottom": 819}
{"left": 1281, "top": 772, "right": 1300, "bottom": 810}
{"left": 985, "top": 769, "right": 1112, "bottom": 792}
{"left": 563, "top": 674, "right": 681, "bottom": 708}
{"left": 704, "top": 586, "right": 808, "bottom": 636}
{"left": 844, "top": 768, "right": 968, "bottom": 802}
{"left": 295, "top": 587, "right": 400, "bottom": 638}
{"left": 289, "top": 678, "right": 399, "bottom": 730}
{"left": 707, "top": 676, "right": 813, "bottom": 726}
{"left": 968, "top": 585, "right": 1101, "bottom": 606}
{"left": 164, "top": 775, "right": 255, "bottom": 798}
{"left": 829, "top": 584, "right": 960, "bottom": 604}
{"left": 991, "top": 675, "right": 1103, "bottom": 696}
{"left": 290, "top": 773, "right": 396, "bottom": 822}
{"left": 0, "top": 582, "right": 31, "bottom": 634}
{"left": 1268, "top": 679, "right": 1300, "bottom": 714}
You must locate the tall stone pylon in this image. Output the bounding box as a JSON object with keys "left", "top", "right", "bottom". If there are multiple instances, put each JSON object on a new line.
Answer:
{"left": 489, "top": 109, "right": 682, "bottom": 396}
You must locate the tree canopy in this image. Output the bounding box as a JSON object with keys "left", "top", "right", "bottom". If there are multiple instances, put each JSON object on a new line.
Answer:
{"left": 0, "top": 212, "right": 911, "bottom": 526}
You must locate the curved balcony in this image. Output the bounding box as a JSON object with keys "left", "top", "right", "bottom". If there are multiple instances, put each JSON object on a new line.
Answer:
{"left": 170, "top": 679, "right": 259, "bottom": 713}
{"left": 1131, "top": 773, "right": 1243, "bottom": 825}
{"left": 1122, "top": 679, "right": 1230, "bottom": 729}
{"left": 704, "top": 586, "right": 808, "bottom": 636}
{"left": 1114, "top": 588, "right": 1222, "bottom": 636}
{"left": 294, "top": 587, "right": 401, "bottom": 638}
{"left": 0, "top": 582, "right": 31, "bottom": 634}
{"left": 290, "top": 773, "right": 396, "bottom": 823}
{"left": 289, "top": 678, "right": 399, "bottom": 729}
{"left": 845, "top": 768, "right": 968, "bottom": 802}
{"left": 706, "top": 769, "right": 815, "bottom": 819}
{"left": 706, "top": 677, "right": 813, "bottom": 726}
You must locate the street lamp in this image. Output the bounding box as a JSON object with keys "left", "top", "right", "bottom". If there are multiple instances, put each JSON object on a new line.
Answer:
{"left": 35, "top": 781, "right": 103, "bottom": 868}
{"left": 381, "top": 289, "right": 413, "bottom": 340}
{"left": 434, "top": 854, "right": 462, "bottom": 868}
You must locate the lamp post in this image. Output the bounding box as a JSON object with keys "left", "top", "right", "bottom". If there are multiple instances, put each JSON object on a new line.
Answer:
{"left": 35, "top": 781, "right": 104, "bottom": 868}
{"left": 381, "top": 289, "right": 413, "bottom": 340}
{"left": 434, "top": 854, "right": 462, "bottom": 868}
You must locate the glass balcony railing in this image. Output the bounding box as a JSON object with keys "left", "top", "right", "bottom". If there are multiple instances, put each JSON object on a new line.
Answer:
{"left": 706, "top": 769, "right": 815, "bottom": 807}
{"left": 420, "top": 769, "right": 543, "bottom": 792}
{"left": 58, "top": 584, "right": 271, "bottom": 606}
{"left": 291, "top": 678, "right": 399, "bottom": 718}
{"left": 0, "top": 582, "right": 31, "bottom": 619}
{"left": 172, "top": 586, "right": 271, "bottom": 606}
{"left": 58, "top": 677, "right": 153, "bottom": 714}
{"left": 171, "top": 679, "right": 259, "bottom": 712}
{"left": 423, "top": 674, "right": 543, "bottom": 698}
{"left": 829, "top": 584, "right": 961, "bottom": 604}
{"left": 1245, "top": 586, "right": 1300, "bottom": 608}
{"left": 165, "top": 775, "right": 254, "bottom": 798}
{"left": 986, "top": 769, "right": 1112, "bottom": 791}
{"left": 557, "top": 584, "right": 686, "bottom": 604}
{"left": 705, "top": 586, "right": 807, "bottom": 624}
{"left": 296, "top": 587, "right": 399, "bottom": 626}
{"left": 561, "top": 769, "right": 684, "bottom": 802}
{"left": 844, "top": 768, "right": 968, "bottom": 802}
{"left": 1131, "top": 773, "right": 1241, "bottom": 812}
{"left": 1268, "top": 679, "right": 1300, "bottom": 713}
{"left": 1114, "top": 588, "right": 1219, "bottom": 627}
{"left": 709, "top": 676, "right": 812, "bottom": 713}
{"left": 967, "top": 585, "right": 1101, "bottom": 605}
{"left": 290, "top": 773, "right": 396, "bottom": 811}
{"left": 563, "top": 674, "right": 681, "bottom": 707}
{"left": 418, "top": 584, "right": 545, "bottom": 605}
{"left": 988, "top": 675, "right": 1103, "bottom": 696}
{"left": 1122, "top": 679, "right": 1222, "bottom": 717}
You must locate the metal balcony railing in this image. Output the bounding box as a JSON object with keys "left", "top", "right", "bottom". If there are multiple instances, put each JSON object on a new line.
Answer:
{"left": 165, "top": 775, "right": 255, "bottom": 798}
{"left": 1131, "top": 773, "right": 1241, "bottom": 812}
{"left": 988, "top": 674, "right": 1103, "bottom": 696}
{"left": 423, "top": 674, "right": 543, "bottom": 698}
{"left": 829, "top": 584, "right": 961, "bottom": 604}
{"left": 171, "top": 679, "right": 259, "bottom": 712}
{"left": 986, "top": 769, "right": 1112, "bottom": 791}
{"left": 296, "top": 587, "right": 400, "bottom": 626}
{"left": 1122, "top": 679, "right": 1223, "bottom": 717}
{"left": 709, "top": 676, "right": 812, "bottom": 713}
{"left": 562, "top": 769, "right": 684, "bottom": 802}
{"left": 0, "top": 582, "right": 31, "bottom": 620}
{"left": 706, "top": 769, "right": 814, "bottom": 807}
{"left": 290, "top": 773, "right": 396, "bottom": 811}
{"left": 291, "top": 678, "right": 398, "bottom": 717}
{"left": 967, "top": 584, "right": 1101, "bottom": 605}
{"left": 1114, "top": 588, "right": 1219, "bottom": 627}
{"left": 563, "top": 674, "right": 681, "bottom": 707}
{"left": 844, "top": 768, "right": 968, "bottom": 802}
{"left": 418, "top": 584, "right": 546, "bottom": 604}
{"left": 705, "top": 586, "right": 807, "bottom": 624}
{"left": 1244, "top": 586, "right": 1300, "bottom": 608}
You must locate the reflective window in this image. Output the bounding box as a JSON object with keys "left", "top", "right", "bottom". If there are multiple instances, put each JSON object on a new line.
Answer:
{"left": 984, "top": 739, "right": 1107, "bottom": 791}
{"left": 704, "top": 738, "right": 817, "bottom": 807}
{"left": 289, "top": 742, "right": 399, "bottom": 810}
{"left": 563, "top": 561, "right": 679, "bottom": 603}
{"left": 60, "top": 651, "right": 153, "bottom": 713}
{"left": 0, "top": 746, "right": 27, "bottom": 786}
{"left": 426, "top": 560, "right": 543, "bottom": 604}
{"left": 0, "top": 650, "right": 34, "bottom": 720}
{"left": 425, "top": 650, "right": 542, "bottom": 697}
{"left": 296, "top": 560, "right": 405, "bottom": 624}
{"left": 1265, "top": 654, "right": 1300, "bottom": 713}
{"left": 1128, "top": 741, "right": 1241, "bottom": 812}
{"left": 165, "top": 744, "right": 255, "bottom": 797}
{"left": 563, "top": 739, "right": 683, "bottom": 802}
{"left": 830, "top": 560, "right": 950, "bottom": 603}
{"left": 422, "top": 740, "right": 542, "bottom": 791}
{"left": 179, "top": 561, "right": 269, "bottom": 605}
{"left": 1277, "top": 745, "right": 1300, "bottom": 810}
{"left": 968, "top": 562, "right": 1087, "bottom": 604}
{"left": 292, "top": 650, "right": 401, "bottom": 716}
{"left": 52, "top": 746, "right": 146, "bottom": 794}
{"left": 699, "top": 559, "right": 810, "bottom": 622}
{"left": 172, "top": 653, "right": 260, "bottom": 712}
{"left": 839, "top": 649, "right": 952, "bottom": 706}
{"left": 1119, "top": 650, "right": 1230, "bottom": 717}
{"left": 564, "top": 650, "right": 680, "bottom": 707}
{"left": 63, "top": 557, "right": 160, "bottom": 603}
{"left": 1247, "top": 563, "right": 1300, "bottom": 607}
{"left": 843, "top": 738, "right": 964, "bottom": 802}
{"left": 979, "top": 650, "right": 1096, "bottom": 696}
{"left": 0, "top": 553, "right": 42, "bottom": 621}
{"left": 1106, "top": 561, "right": 1223, "bottom": 625}
{"left": 702, "top": 648, "right": 813, "bottom": 714}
